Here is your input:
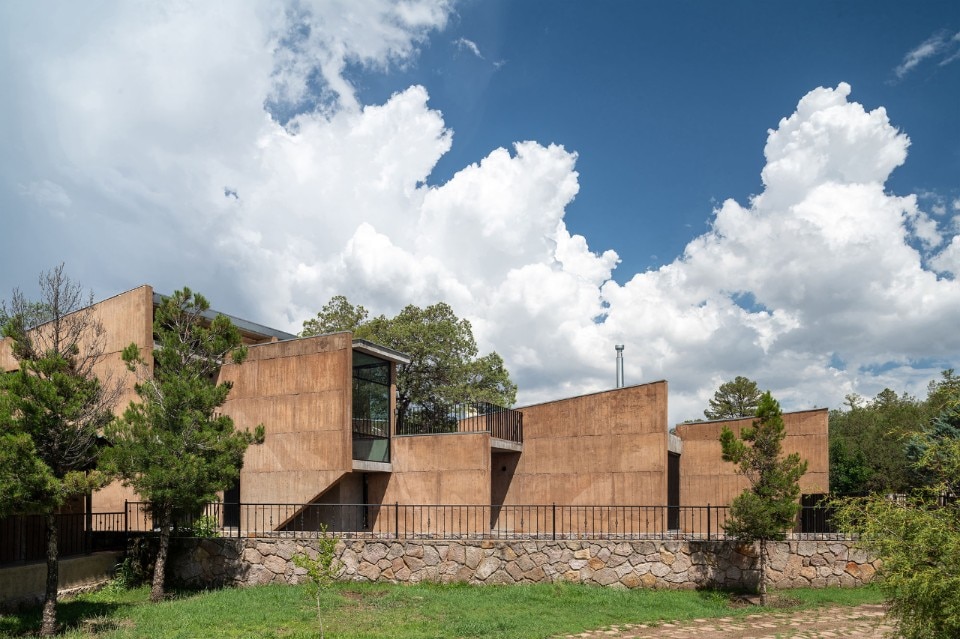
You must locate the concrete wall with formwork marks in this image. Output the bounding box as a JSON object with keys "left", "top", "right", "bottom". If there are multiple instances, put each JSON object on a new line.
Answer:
{"left": 504, "top": 382, "right": 670, "bottom": 508}
{"left": 674, "top": 409, "right": 829, "bottom": 529}
{"left": 219, "top": 333, "right": 355, "bottom": 520}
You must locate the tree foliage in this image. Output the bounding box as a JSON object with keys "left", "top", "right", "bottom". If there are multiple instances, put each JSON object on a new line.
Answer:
{"left": 301, "top": 295, "right": 369, "bottom": 336}
{"left": 828, "top": 376, "right": 957, "bottom": 496}
{"left": 103, "top": 288, "right": 263, "bottom": 602}
{"left": 0, "top": 265, "right": 118, "bottom": 636}
{"left": 719, "top": 391, "right": 808, "bottom": 604}
{"left": 302, "top": 297, "right": 517, "bottom": 414}
{"left": 704, "top": 376, "right": 762, "bottom": 420}
{"left": 834, "top": 400, "right": 960, "bottom": 639}
{"left": 828, "top": 438, "right": 872, "bottom": 497}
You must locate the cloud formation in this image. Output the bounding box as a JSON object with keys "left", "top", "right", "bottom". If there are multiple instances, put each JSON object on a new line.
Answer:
{"left": 1, "top": 3, "right": 958, "bottom": 425}
{"left": 453, "top": 37, "right": 484, "bottom": 59}
{"left": 603, "top": 83, "right": 960, "bottom": 418}
{"left": 894, "top": 29, "right": 960, "bottom": 78}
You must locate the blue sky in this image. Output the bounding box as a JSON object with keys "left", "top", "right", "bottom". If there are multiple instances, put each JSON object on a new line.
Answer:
{"left": 350, "top": 0, "right": 960, "bottom": 279}
{"left": 1, "top": 1, "right": 959, "bottom": 422}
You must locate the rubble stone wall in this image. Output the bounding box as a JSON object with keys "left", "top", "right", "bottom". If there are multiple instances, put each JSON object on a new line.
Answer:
{"left": 170, "top": 538, "right": 878, "bottom": 591}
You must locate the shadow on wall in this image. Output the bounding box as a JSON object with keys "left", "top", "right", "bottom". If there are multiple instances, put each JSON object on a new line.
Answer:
{"left": 687, "top": 540, "right": 760, "bottom": 591}
{"left": 491, "top": 452, "right": 521, "bottom": 524}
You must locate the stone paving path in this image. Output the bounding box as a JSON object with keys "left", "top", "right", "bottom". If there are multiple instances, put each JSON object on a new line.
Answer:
{"left": 561, "top": 604, "right": 895, "bottom": 639}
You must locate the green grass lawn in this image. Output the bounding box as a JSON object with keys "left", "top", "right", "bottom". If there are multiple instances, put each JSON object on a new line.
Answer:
{"left": 0, "top": 582, "right": 885, "bottom": 639}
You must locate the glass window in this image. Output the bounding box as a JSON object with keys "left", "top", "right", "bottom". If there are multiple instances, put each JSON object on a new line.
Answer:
{"left": 352, "top": 352, "right": 390, "bottom": 439}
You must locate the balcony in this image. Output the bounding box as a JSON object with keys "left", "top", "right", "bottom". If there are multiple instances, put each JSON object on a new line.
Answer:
{"left": 352, "top": 417, "right": 390, "bottom": 465}
{"left": 396, "top": 401, "right": 523, "bottom": 451}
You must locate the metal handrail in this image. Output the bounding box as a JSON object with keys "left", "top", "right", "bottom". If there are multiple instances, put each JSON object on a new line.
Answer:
{"left": 396, "top": 401, "right": 523, "bottom": 443}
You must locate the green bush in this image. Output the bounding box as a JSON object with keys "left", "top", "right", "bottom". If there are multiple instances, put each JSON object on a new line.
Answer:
{"left": 835, "top": 402, "right": 960, "bottom": 639}
{"left": 191, "top": 515, "right": 221, "bottom": 538}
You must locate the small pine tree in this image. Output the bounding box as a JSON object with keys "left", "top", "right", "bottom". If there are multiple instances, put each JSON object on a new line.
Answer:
{"left": 719, "top": 391, "right": 807, "bottom": 604}
{"left": 292, "top": 525, "right": 341, "bottom": 639}
{"left": 103, "top": 288, "right": 263, "bottom": 602}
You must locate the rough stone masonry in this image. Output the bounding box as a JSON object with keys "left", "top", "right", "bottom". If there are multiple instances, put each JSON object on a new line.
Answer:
{"left": 170, "top": 537, "right": 878, "bottom": 591}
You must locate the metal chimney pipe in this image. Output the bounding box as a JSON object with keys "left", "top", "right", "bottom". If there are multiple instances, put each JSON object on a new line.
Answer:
{"left": 615, "top": 344, "right": 624, "bottom": 388}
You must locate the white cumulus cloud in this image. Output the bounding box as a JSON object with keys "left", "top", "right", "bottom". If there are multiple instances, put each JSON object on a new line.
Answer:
{"left": 0, "top": 3, "right": 958, "bottom": 426}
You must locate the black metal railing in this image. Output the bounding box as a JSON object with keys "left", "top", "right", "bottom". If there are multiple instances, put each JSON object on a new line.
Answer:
{"left": 0, "top": 511, "right": 127, "bottom": 566}
{"left": 352, "top": 417, "right": 391, "bottom": 463}
{"left": 114, "top": 502, "right": 842, "bottom": 542}
{"left": 396, "top": 401, "right": 523, "bottom": 443}
{"left": 0, "top": 501, "right": 844, "bottom": 567}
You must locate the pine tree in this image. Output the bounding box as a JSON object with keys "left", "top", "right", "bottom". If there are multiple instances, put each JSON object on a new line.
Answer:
{"left": 705, "top": 376, "right": 763, "bottom": 420}
{"left": 103, "top": 288, "right": 262, "bottom": 602}
{"left": 719, "top": 391, "right": 807, "bottom": 604}
{"left": 0, "top": 265, "right": 118, "bottom": 635}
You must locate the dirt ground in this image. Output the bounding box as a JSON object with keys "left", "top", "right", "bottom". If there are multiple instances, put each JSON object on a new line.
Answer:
{"left": 561, "top": 604, "right": 895, "bottom": 639}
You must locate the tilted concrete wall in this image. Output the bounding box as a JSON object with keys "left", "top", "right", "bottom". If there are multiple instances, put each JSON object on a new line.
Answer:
{"left": 220, "top": 333, "right": 354, "bottom": 513}
{"left": 170, "top": 537, "right": 878, "bottom": 592}
{"left": 674, "top": 409, "right": 829, "bottom": 519}
{"left": 90, "top": 286, "right": 157, "bottom": 514}
{"left": 505, "top": 382, "right": 670, "bottom": 508}
{"left": 385, "top": 433, "right": 492, "bottom": 505}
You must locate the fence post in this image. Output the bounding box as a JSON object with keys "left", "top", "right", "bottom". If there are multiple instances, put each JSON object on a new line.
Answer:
{"left": 552, "top": 503, "right": 556, "bottom": 541}
{"left": 395, "top": 502, "right": 400, "bottom": 540}
{"left": 707, "top": 504, "right": 711, "bottom": 541}
{"left": 124, "top": 500, "right": 128, "bottom": 535}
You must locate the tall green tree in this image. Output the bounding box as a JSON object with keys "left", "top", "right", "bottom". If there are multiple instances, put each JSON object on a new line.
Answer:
{"left": 103, "top": 288, "right": 263, "bottom": 603}
{"left": 925, "top": 369, "right": 960, "bottom": 416}
{"left": 300, "top": 295, "right": 369, "bottom": 336}
{"left": 828, "top": 438, "right": 873, "bottom": 497}
{"left": 0, "top": 265, "right": 118, "bottom": 636}
{"left": 719, "top": 392, "right": 808, "bottom": 605}
{"left": 302, "top": 297, "right": 517, "bottom": 418}
{"left": 829, "top": 389, "right": 931, "bottom": 495}
{"left": 704, "top": 376, "right": 762, "bottom": 420}
{"left": 835, "top": 400, "right": 960, "bottom": 639}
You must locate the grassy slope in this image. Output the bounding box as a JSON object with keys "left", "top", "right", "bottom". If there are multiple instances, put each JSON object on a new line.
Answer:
{"left": 0, "top": 582, "right": 885, "bottom": 639}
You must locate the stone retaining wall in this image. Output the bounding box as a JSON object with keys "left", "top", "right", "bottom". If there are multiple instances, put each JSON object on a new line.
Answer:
{"left": 170, "top": 538, "right": 878, "bottom": 591}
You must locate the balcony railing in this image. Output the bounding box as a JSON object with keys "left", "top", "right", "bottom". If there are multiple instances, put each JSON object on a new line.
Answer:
{"left": 352, "top": 417, "right": 390, "bottom": 463}
{"left": 396, "top": 401, "right": 523, "bottom": 443}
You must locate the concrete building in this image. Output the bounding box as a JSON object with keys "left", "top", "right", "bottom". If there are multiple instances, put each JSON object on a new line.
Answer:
{"left": 1, "top": 285, "right": 828, "bottom": 539}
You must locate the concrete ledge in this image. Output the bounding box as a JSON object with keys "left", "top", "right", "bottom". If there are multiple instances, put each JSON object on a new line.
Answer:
{"left": 491, "top": 438, "right": 523, "bottom": 452}
{"left": 0, "top": 551, "right": 121, "bottom": 609}
{"left": 352, "top": 460, "right": 393, "bottom": 473}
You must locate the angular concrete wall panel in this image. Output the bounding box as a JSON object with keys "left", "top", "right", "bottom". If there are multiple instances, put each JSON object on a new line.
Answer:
{"left": 222, "top": 334, "right": 353, "bottom": 507}
{"left": 506, "top": 382, "right": 669, "bottom": 507}
{"left": 675, "top": 409, "right": 829, "bottom": 509}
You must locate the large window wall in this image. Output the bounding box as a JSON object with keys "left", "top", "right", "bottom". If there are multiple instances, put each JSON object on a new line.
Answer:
{"left": 352, "top": 351, "right": 391, "bottom": 463}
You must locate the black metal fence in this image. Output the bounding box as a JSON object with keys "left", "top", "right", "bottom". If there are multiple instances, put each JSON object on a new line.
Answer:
{"left": 0, "top": 501, "right": 844, "bottom": 567}
{"left": 121, "top": 501, "right": 843, "bottom": 541}
{"left": 396, "top": 401, "right": 523, "bottom": 443}
{"left": 0, "top": 512, "right": 127, "bottom": 566}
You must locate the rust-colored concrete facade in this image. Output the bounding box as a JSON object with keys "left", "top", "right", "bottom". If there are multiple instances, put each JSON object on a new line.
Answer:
{"left": 503, "top": 383, "right": 669, "bottom": 506}
{"left": 673, "top": 410, "right": 830, "bottom": 510}
{"left": 219, "top": 334, "right": 355, "bottom": 506}
{"left": 1, "top": 285, "right": 830, "bottom": 538}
